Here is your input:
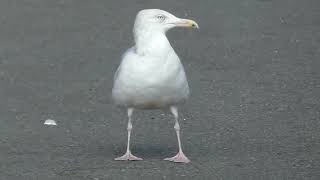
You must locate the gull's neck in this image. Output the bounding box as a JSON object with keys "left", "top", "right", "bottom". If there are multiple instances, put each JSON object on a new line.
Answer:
{"left": 134, "top": 29, "right": 172, "bottom": 56}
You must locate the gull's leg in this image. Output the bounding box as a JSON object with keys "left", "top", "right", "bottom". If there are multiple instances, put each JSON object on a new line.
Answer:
{"left": 164, "top": 106, "right": 190, "bottom": 163}
{"left": 115, "top": 108, "right": 142, "bottom": 161}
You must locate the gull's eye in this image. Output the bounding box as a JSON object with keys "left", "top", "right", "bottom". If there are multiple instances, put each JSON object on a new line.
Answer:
{"left": 156, "top": 15, "right": 166, "bottom": 22}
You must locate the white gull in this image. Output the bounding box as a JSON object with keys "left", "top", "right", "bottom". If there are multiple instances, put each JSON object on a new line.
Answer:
{"left": 112, "top": 9, "right": 198, "bottom": 163}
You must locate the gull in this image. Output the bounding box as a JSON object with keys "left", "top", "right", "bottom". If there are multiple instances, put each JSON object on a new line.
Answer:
{"left": 112, "top": 9, "right": 198, "bottom": 163}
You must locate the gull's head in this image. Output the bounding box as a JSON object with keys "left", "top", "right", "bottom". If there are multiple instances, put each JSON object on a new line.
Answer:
{"left": 133, "top": 9, "right": 199, "bottom": 34}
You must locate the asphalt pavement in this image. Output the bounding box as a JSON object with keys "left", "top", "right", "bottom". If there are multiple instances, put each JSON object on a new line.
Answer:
{"left": 0, "top": 0, "right": 320, "bottom": 179}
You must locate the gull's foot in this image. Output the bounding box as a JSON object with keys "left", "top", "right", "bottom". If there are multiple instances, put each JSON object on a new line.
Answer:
{"left": 164, "top": 151, "right": 190, "bottom": 163}
{"left": 114, "top": 151, "right": 143, "bottom": 161}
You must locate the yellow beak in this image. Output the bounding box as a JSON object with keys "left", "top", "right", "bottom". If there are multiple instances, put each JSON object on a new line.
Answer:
{"left": 174, "top": 19, "right": 199, "bottom": 28}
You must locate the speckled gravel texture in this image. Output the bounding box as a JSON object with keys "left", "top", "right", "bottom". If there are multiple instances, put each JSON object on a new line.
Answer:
{"left": 0, "top": 0, "right": 320, "bottom": 179}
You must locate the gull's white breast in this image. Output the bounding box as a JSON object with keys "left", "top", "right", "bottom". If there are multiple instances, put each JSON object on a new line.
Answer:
{"left": 112, "top": 47, "right": 189, "bottom": 109}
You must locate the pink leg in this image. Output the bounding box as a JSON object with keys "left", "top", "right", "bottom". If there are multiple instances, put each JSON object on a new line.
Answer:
{"left": 164, "top": 106, "right": 190, "bottom": 163}
{"left": 115, "top": 108, "right": 142, "bottom": 161}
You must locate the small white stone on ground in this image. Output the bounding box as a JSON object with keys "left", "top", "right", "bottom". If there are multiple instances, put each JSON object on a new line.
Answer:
{"left": 44, "top": 119, "right": 57, "bottom": 126}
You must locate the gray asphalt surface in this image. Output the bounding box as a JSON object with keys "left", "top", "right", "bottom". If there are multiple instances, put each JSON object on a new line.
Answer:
{"left": 1, "top": 0, "right": 320, "bottom": 179}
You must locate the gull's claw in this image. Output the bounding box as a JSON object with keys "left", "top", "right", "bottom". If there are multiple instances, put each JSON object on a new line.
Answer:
{"left": 164, "top": 151, "right": 190, "bottom": 163}
{"left": 115, "top": 151, "right": 143, "bottom": 161}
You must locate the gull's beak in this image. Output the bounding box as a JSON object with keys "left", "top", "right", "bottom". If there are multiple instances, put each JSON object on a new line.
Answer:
{"left": 174, "top": 18, "right": 199, "bottom": 29}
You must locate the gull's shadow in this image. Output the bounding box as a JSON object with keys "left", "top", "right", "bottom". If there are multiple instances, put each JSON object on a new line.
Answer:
{"left": 111, "top": 144, "right": 176, "bottom": 159}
